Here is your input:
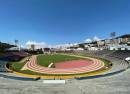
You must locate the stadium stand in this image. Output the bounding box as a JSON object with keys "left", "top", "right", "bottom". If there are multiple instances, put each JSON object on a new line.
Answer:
{"left": 73, "top": 50, "right": 130, "bottom": 78}
{"left": 73, "top": 50, "right": 114, "bottom": 57}
{"left": 0, "top": 51, "right": 30, "bottom": 61}
{"left": 0, "top": 42, "right": 15, "bottom": 52}
{"left": 0, "top": 73, "right": 40, "bottom": 81}
{"left": 0, "top": 61, "right": 8, "bottom": 72}
{"left": 107, "top": 50, "right": 130, "bottom": 60}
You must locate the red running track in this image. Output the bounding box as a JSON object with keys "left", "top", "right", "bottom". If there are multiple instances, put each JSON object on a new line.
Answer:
{"left": 55, "top": 60, "right": 94, "bottom": 69}
{"left": 23, "top": 55, "right": 105, "bottom": 74}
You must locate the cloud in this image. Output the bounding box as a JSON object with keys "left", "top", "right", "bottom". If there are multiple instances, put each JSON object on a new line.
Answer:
{"left": 84, "top": 38, "right": 92, "bottom": 43}
{"left": 93, "top": 36, "right": 101, "bottom": 41}
{"left": 25, "top": 41, "right": 78, "bottom": 49}
{"left": 54, "top": 43, "right": 78, "bottom": 48}
{"left": 26, "top": 41, "right": 46, "bottom": 45}
{"left": 25, "top": 40, "right": 48, "bottom": 49}
{"left": 84, "top": 36, "right": 101, "bottom": 43}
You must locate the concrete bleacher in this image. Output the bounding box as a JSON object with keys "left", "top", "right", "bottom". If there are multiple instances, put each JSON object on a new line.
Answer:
{"left": 0, "top": 60, "right": 38, "bottom": 81}
{"left": 74, "top": 50, "right": 130, "bottom": 79}
{"left": 103, "top": 51, "right": 130, "bottom": 73}
{"left": 103, "top": 57, "right": 128, "bottom": 73}
{"left": 76, "top": 56, "right": 129, "bottom": 80}
{"left": 0, "top": 61, "right": 8, "bottom": 72}
{"left": 74, "top": 50, "right": 115, "bottom": 57}
{"left": 0, "top": 52, "right": 36, "bottom": 81}
{"left": 0, "top": 51, "right": 30, "bottom": 61}
{"left": 107, "top": 50, "right": 130, "bottom": 60}
{"left": 0, "top": 73, "right": 40, "bottom": 81}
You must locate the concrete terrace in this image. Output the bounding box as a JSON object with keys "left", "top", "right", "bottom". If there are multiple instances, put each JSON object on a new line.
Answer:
{"left": 0, "top": 67, "right": 130, "bottom": 94}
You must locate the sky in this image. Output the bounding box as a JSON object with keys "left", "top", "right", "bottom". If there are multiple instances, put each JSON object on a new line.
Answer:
{"left": 0, "top": 0, "right": 130, "bottom": 46}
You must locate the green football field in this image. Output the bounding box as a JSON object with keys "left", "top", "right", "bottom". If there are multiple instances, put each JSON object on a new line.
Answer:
{"left": 37, "top": 54, "right": 86, "bottom": 67}
{"left": 10, "top": 54, "right": 85, "bottom": 71}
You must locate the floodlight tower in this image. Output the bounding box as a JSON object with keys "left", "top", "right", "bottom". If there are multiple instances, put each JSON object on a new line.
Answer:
{"left": 31, "top": 44, "right": 35, "bottom": 51}
{"left": 14, "top": 40, "right": 18, "bottom": 46}
{"left": 14, "top": 40, "right": 20, "bottom": 51}
{"left": 110, "top": 32, "right": 116, "bottom": 45}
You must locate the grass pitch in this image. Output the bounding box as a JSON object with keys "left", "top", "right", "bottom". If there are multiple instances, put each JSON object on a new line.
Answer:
{"left": 37, "top": 54, "right": 87, "bottom": 67}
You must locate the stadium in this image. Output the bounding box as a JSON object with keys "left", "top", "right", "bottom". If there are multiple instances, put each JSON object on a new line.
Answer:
{"left": 1, "top": 0, "right": 130, "bottom": 94}
{"left": 0, "top": 34, "right": 130, "bottom": 94}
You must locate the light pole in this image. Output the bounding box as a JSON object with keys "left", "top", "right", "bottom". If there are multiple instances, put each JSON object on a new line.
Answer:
{"left": 110, "top": 32, "right": 116, "bottom": 45}
{"left": 14, "top": 40, "right": 20, "bottom": 51}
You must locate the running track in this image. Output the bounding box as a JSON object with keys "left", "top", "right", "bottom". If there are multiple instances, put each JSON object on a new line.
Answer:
{"left": 55, "top": 60, "right": 94, "bottom": 69}
{"left": 23, "top": 55, "right": 105, "bottom": 74}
